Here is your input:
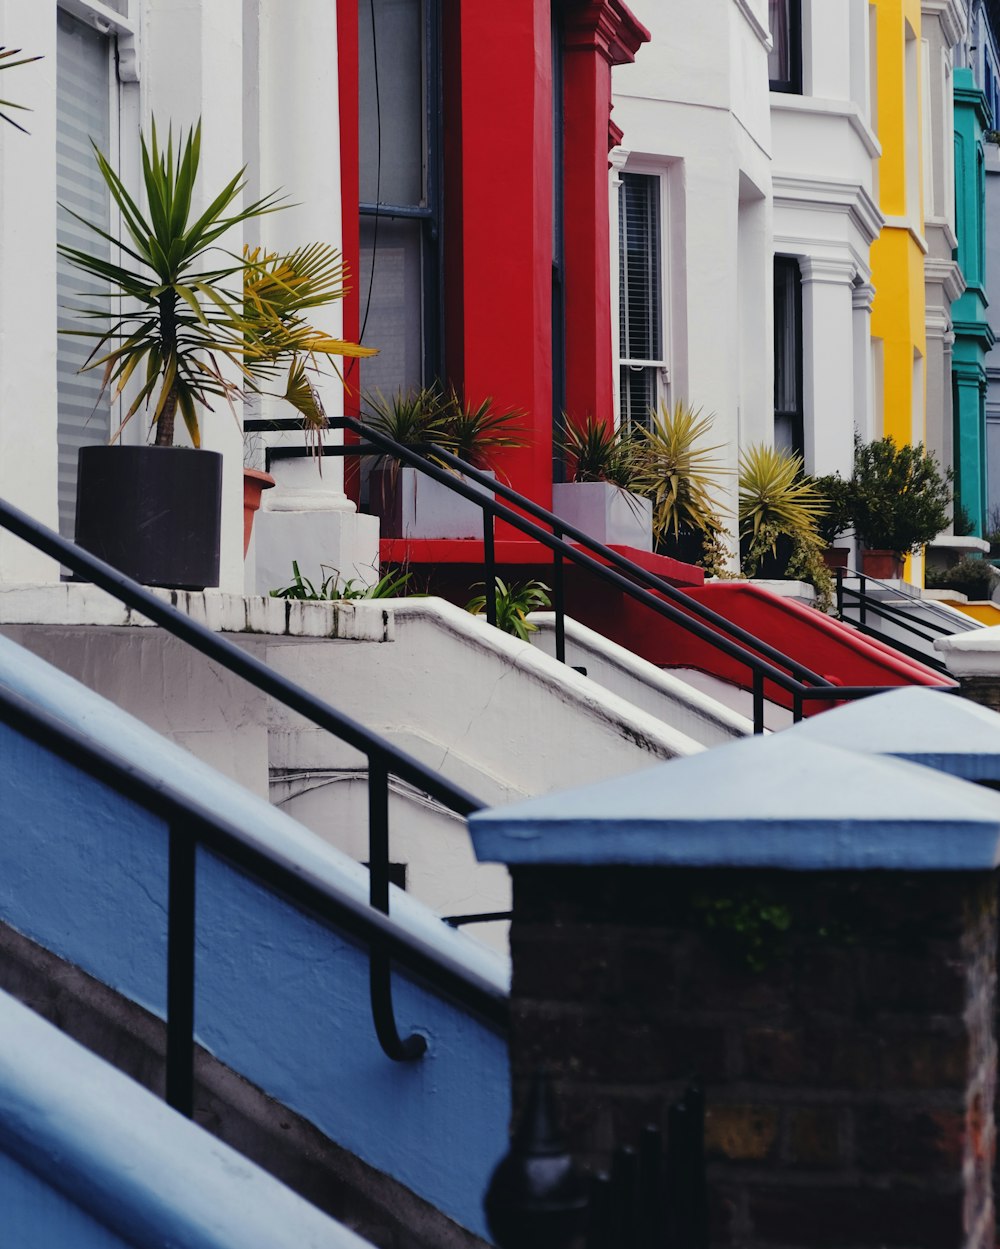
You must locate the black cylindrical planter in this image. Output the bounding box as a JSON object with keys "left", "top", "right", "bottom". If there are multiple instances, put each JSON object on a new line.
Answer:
{"left": 75, "top": 445, "right": 223, "bottom": 590}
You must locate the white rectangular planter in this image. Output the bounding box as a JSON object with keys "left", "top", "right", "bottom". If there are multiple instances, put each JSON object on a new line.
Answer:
{"left": 370, "top": 466, "right": 495, "bottom": 539}
{"left": 551, "top": 482, "right": 653, "bottom": 551}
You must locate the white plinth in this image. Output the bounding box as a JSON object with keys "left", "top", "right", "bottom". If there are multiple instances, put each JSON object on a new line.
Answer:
{"left": 551, "top": 483, "right": 652, "bottom": 551}
{"left": 252, "top": 508, "right": 381, "bottom": 597}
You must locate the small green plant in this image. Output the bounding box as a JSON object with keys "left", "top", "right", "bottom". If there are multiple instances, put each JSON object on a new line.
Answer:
{"left": 925, "top": 555, "right": 999, "bottom": 601}
{"left": 0, "top": 45, "right": 41, "bottom": 132}
{"left": 441, "top": 392, "right": 528, "bottom": 469}
{"left": 849, "top": 436, "right": 952, "bottom": 554}
{"left": 630, "top": 402, "right": 729, "bottom": 545}
{"left": 465, "top": 577, "right": 552, "bottom": 641}
{"left": 361, "top": 385, "right": 450, "bottom": 453}
{"left": 561, "top": 415, "right": 640, "bottom": 489}
{"left": 270, "top": 561, "right": 411, "bottom": 601}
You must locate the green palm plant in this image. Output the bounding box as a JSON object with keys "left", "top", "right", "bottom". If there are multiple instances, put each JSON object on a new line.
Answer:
{"left": 738, "top": 444, "right": 832, "bottom": 608}
{"left": 561, "top": 415, "right": 639, "bottom": 489}
{"left": 629, "top": 402, "right": 729, "bottom": 543}
{"left": 58, "top": 120, "right": 287, "bottom": 448}
{"left": 242, "top": 242, "right": 376, "bottom": 434}
{"left": 440, "top": 392, "right": 527, "bottom": 469}
{"left": 361, "top": 385, "right": 451, "bottom": 456}
{"left": 0, "top": 46, "right": 41, "bottom": 132}
{"left": 466, "top": 578, "right": 552, "bottom": 641}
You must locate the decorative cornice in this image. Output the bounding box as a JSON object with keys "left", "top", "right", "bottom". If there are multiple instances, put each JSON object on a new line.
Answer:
{"left": 770, "top": 94, "right": 881, "bottom": 158}
{"left": 772, "top": 174, "right": 885, "bottom": 246}
{"left": 953, "top": 317, "right": 997, "bottom": 350}
{"left": 921, "top": 0, "right": 969, "bottom": 47}
{"left": 955, "top": 79, "right": 993, "bottom": 130}
{"left": 853, "top": 281, "right": 876, "bottom": 311}
{"left": 925, "top": 306, "right": 953, "bottom": 338}
{"left": 799, "top": 256, "right": 858, "bottom": 286}
{"left": 881, "top": 215, "right": 930, "bottom": 254}
{"left": 926, "top": 255, "right": 967, "bottom": 303}
{"left": 732, "top": 0, "right": 772, "bottom": 49}
{"left": 563, "top": 0, "right": 650, "bottom": 66}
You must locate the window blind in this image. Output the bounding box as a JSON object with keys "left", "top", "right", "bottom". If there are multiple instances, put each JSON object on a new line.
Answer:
{"left": 618, "top": 172, "right": 662, "bottom": 429}
{"left": 56, "top": 9, "right": 112, "bottom": 539}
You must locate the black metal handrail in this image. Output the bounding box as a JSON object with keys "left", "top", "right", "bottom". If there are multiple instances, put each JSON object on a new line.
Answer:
{"left": 834, "top": 568, "right": 958, "bottom": 675}
{"left": 0, "top": 496, "right": 491, "bottom": 1073}
{"left": 0, "top": 678, "right": 508, "bottom": 1120}
{"left": 253, "top": 417, "right": 954, "bottom": 730}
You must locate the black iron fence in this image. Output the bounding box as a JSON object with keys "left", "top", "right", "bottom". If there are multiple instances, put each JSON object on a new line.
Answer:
{"left": 833, "top": 567, "right": 959, "bottom": 675}
{"left": 0, "top": 496, "right": 499, "bottom": 1083}
{"left": 250, "top": 416, "right": 955, "bottom": 732}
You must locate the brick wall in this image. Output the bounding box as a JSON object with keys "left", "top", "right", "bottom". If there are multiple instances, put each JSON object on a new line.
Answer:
{"left": 509, "top": 866, "right": 997, "bottom": 1249}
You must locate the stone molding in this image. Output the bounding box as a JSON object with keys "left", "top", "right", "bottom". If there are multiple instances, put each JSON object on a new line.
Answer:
{"left": 852, "top": 281, "right": 876, "bottom": 311}
{"left": 773, "top": 173, "right": 884, "bottom": 246}
{"left": 922, "top": 0, "right": 969, "bottom": 46}
{"left": 798, "top": 255, "right": 859, "bottom": 286}
{"left": 926, "top": 254, "right": 967, "bottom": 303}
{"left": 562, "top": 0, "right": 649, "bottom": 65}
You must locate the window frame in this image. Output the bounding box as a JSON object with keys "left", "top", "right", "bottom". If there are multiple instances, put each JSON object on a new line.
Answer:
{"left": 357, "top": 0, "right": 444, "bottom": 393}
{"left": 617, "top": 167, "right": 668, "bottom": 432}
{"left": 768, "top": 0, "right": 802, "bottom": 96}
{"left": 773, "top": 255, "right": 804, "bottom": 458}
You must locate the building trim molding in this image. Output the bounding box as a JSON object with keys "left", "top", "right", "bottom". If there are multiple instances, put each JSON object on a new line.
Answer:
{"left": 773, "top": 174, "right": 885, "bottom": 245}
{"left": 921, "top": 0, "right": 969, "bottom": 47}
{"left": 799, "top": 256, "right": 858, "bottom": 286}
{"left": 926, "top": 255, "right": 967, "bottom": 303}
{"left": 563, "top": 0, "right": 650, "bottom": 65}
{"left": 770, "top": 94, "right": 881, "bottom": 158}
{"left": 732, "top": 0, "right": 772, "bottom": 49}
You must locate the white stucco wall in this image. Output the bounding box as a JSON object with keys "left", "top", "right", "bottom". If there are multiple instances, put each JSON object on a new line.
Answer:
{"left": 611, "top": 0, "right": 774, "bottom": 533}
{"left": 0, "top": 1, "right": 350, "bottom": 592}
{"left": 771, "top": 0, "right": 883, "bottom": 477}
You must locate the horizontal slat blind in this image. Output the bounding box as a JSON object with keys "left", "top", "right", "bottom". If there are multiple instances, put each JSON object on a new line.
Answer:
{"left": 56, "top": 8, "right": 112, "bottom": 539}
{"left": 618, "top": 172, "right": 661, "bottom": 429}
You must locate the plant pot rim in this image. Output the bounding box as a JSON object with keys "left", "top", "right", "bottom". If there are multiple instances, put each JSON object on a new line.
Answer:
{"left": 243, "top": 467, "right": 276, "bottom": 487}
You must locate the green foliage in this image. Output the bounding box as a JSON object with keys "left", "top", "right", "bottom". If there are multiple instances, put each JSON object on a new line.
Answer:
{"left": 560, "top": 415, "right": 641, "bottom": 489}
{"left": 270, "top": 561, "right": 411, "bottom": 601}
{"left": 59, "top": 121, "right": 285, "bottom": 448}
{"left": 925, "top": 555, "right": 999, "bottom": 600}
{"left": 361, "top": 385, "right": 449, "bottom": 450}
{"left": 630, "top": 402, "right": 729, "bottom": 544}
{"left": 0, "top": 46, "right": 41, "bottom": 132}
{"left": 441, "top": 392, "right": 528, "bottom": 468}
{"left": 810, "top": 473, "right": 853, "bottom": 545}
{"left": 738, "top": 445, "right": 832, "bottom": 608}
{"left": 465, "top": 577, "right": 552, "bottom": 641}
{"left": 849, "top": 436, "right": 952, "bottom": 554}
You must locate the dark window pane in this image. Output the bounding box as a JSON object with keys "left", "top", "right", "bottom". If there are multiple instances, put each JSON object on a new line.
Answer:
{"left": 618, "top": 173, "right": 661, "bottom": 363}
{"left": 768, "top": 0, "right": 800, "bottom": 92}
{"left": 359, "top": 216, "right": 424, "bottom": 396}
{"left": 773, "top": 256, "right": 803, "bottom": 456}
{"left": 620, "top": 365, "right": 657, "bottom": 431}
{"left": 359, "top": 0, "right": 425, "bottom": 206}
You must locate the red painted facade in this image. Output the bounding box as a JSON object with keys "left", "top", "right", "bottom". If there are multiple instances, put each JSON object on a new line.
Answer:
{"left": 338, "top": 0, "right": 648, "bottom": 510}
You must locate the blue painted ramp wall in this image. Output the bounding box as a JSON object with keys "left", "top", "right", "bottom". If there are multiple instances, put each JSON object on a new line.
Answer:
{"left": 0, "top": 634, "right": 509, "bottom": 1238}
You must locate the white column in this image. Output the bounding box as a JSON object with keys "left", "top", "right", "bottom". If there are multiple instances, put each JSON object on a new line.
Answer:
{"left": 143, "top": 0, "right": 247, "bottom": 593}
{"left": 852, "top": 280, "right": 876, "bottom": 447}
{"left": 0, "top": 1, "right": 59, "bottom": 582}
{"left": 800, "top": 256, "right": 857, "bottom": 476}
{"left": 250, "top": 0, "right": 379, "bottom": 593}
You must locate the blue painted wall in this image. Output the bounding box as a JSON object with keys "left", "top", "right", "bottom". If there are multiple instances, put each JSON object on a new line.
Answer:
{"left": 0, "top": 713, "right": 508, "bottom": 1237}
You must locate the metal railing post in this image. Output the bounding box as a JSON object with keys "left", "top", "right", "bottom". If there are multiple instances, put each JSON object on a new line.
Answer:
{"left": 835, "top": 567, "right": 844, "bottom": 619}
{"left": 483, "top": 507, "right": 497, "bottom": 627}
{"left": 753, "top": 670, "right": 765, "bottom": 735}
{"left": 166, "top": 823, "right": 197, "bottom": 1117}
{"left": 368, "top": 758, "right": 427, "bottom": 1062}
{"left": 553, "top": 526, "right": 566, "bottom": 665}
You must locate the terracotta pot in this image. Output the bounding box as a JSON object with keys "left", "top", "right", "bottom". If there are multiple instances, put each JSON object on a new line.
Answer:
{"left": 243, "top": 468, "right": 275, "bottom": 555}
{"left": 860, "top": 548, "right": 904, "bottom": 580}
{"left": 822, "top": 546, "right": 850, "bottom": 572}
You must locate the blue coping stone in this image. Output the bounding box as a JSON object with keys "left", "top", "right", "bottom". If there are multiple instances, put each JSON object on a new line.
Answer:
{"left": 469, "top": 733, "right": 1000, "bottom": 870}
{"left": 782, "top": 687, "right": 1000, "bottom": 781}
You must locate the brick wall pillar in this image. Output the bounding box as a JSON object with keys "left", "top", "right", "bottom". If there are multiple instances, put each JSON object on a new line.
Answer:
{"left": 471, "top": 733, "right": 1000, "bottom": 1249}
{"left": 508, "top": 866, "right": 995, "bottom": 1249}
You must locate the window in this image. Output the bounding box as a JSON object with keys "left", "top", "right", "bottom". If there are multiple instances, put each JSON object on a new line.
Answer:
{"left": 358, "top": 0, "right": 442, "bottom": 396}
{"left": 773, "top": 257, "right": 803, "bottom": 456}
{"left": 56, "top": 9, "right": 113, "bottom": 539}
{"left": 768, "top": 0, "right": 801, "bottom": 94}
{"left": 618, "top": 172, "right": 663, "bottom": 430}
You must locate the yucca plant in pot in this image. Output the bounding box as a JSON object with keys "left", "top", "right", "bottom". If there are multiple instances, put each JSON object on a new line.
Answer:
{"left": 628, "top": 401, "right": 730, "bottom": 572}
{"left": 60, "top": 121, "right": 290, "bottom": 589}
{"left": 738, "top": 444, "right": 832, "bottom": 608}
{"left": 361, "top": 387, "right": 526, "bottom": 538}
{"left": 553, "top": 415, "right": 652, "bottom": 549}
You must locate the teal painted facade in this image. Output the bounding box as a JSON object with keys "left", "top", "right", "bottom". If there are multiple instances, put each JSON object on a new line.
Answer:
{"left": 952, "top": 67, "right": 996, "bottom": 536}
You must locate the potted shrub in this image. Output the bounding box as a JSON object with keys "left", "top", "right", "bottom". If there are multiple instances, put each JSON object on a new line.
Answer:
{"left": 61, "top": 122, "right": 372, "bottom": 588}
{"left": 848, "top": 436, "right": 952, "bottom": 579}
{"left": 738, "top": 444, "right": 832, "bottom": 608}
{"left": 629, "top": 401, "right": 730, "bottom": 570}
{"left": 811, "top": 473, "right": 853, "bottom": 570}
{"left": 925, "top": 554, "right": 999, "bottom": 601}
{"left": 363, "top": 387, "right": 525, "bottom": 539}
{"left": 553, "top": 415, "right": 652, "bottom": 549}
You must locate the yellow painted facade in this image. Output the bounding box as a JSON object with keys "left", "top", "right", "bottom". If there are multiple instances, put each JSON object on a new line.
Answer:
{"left": 869, "top": 0, "right": 926, "bottom": 448}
